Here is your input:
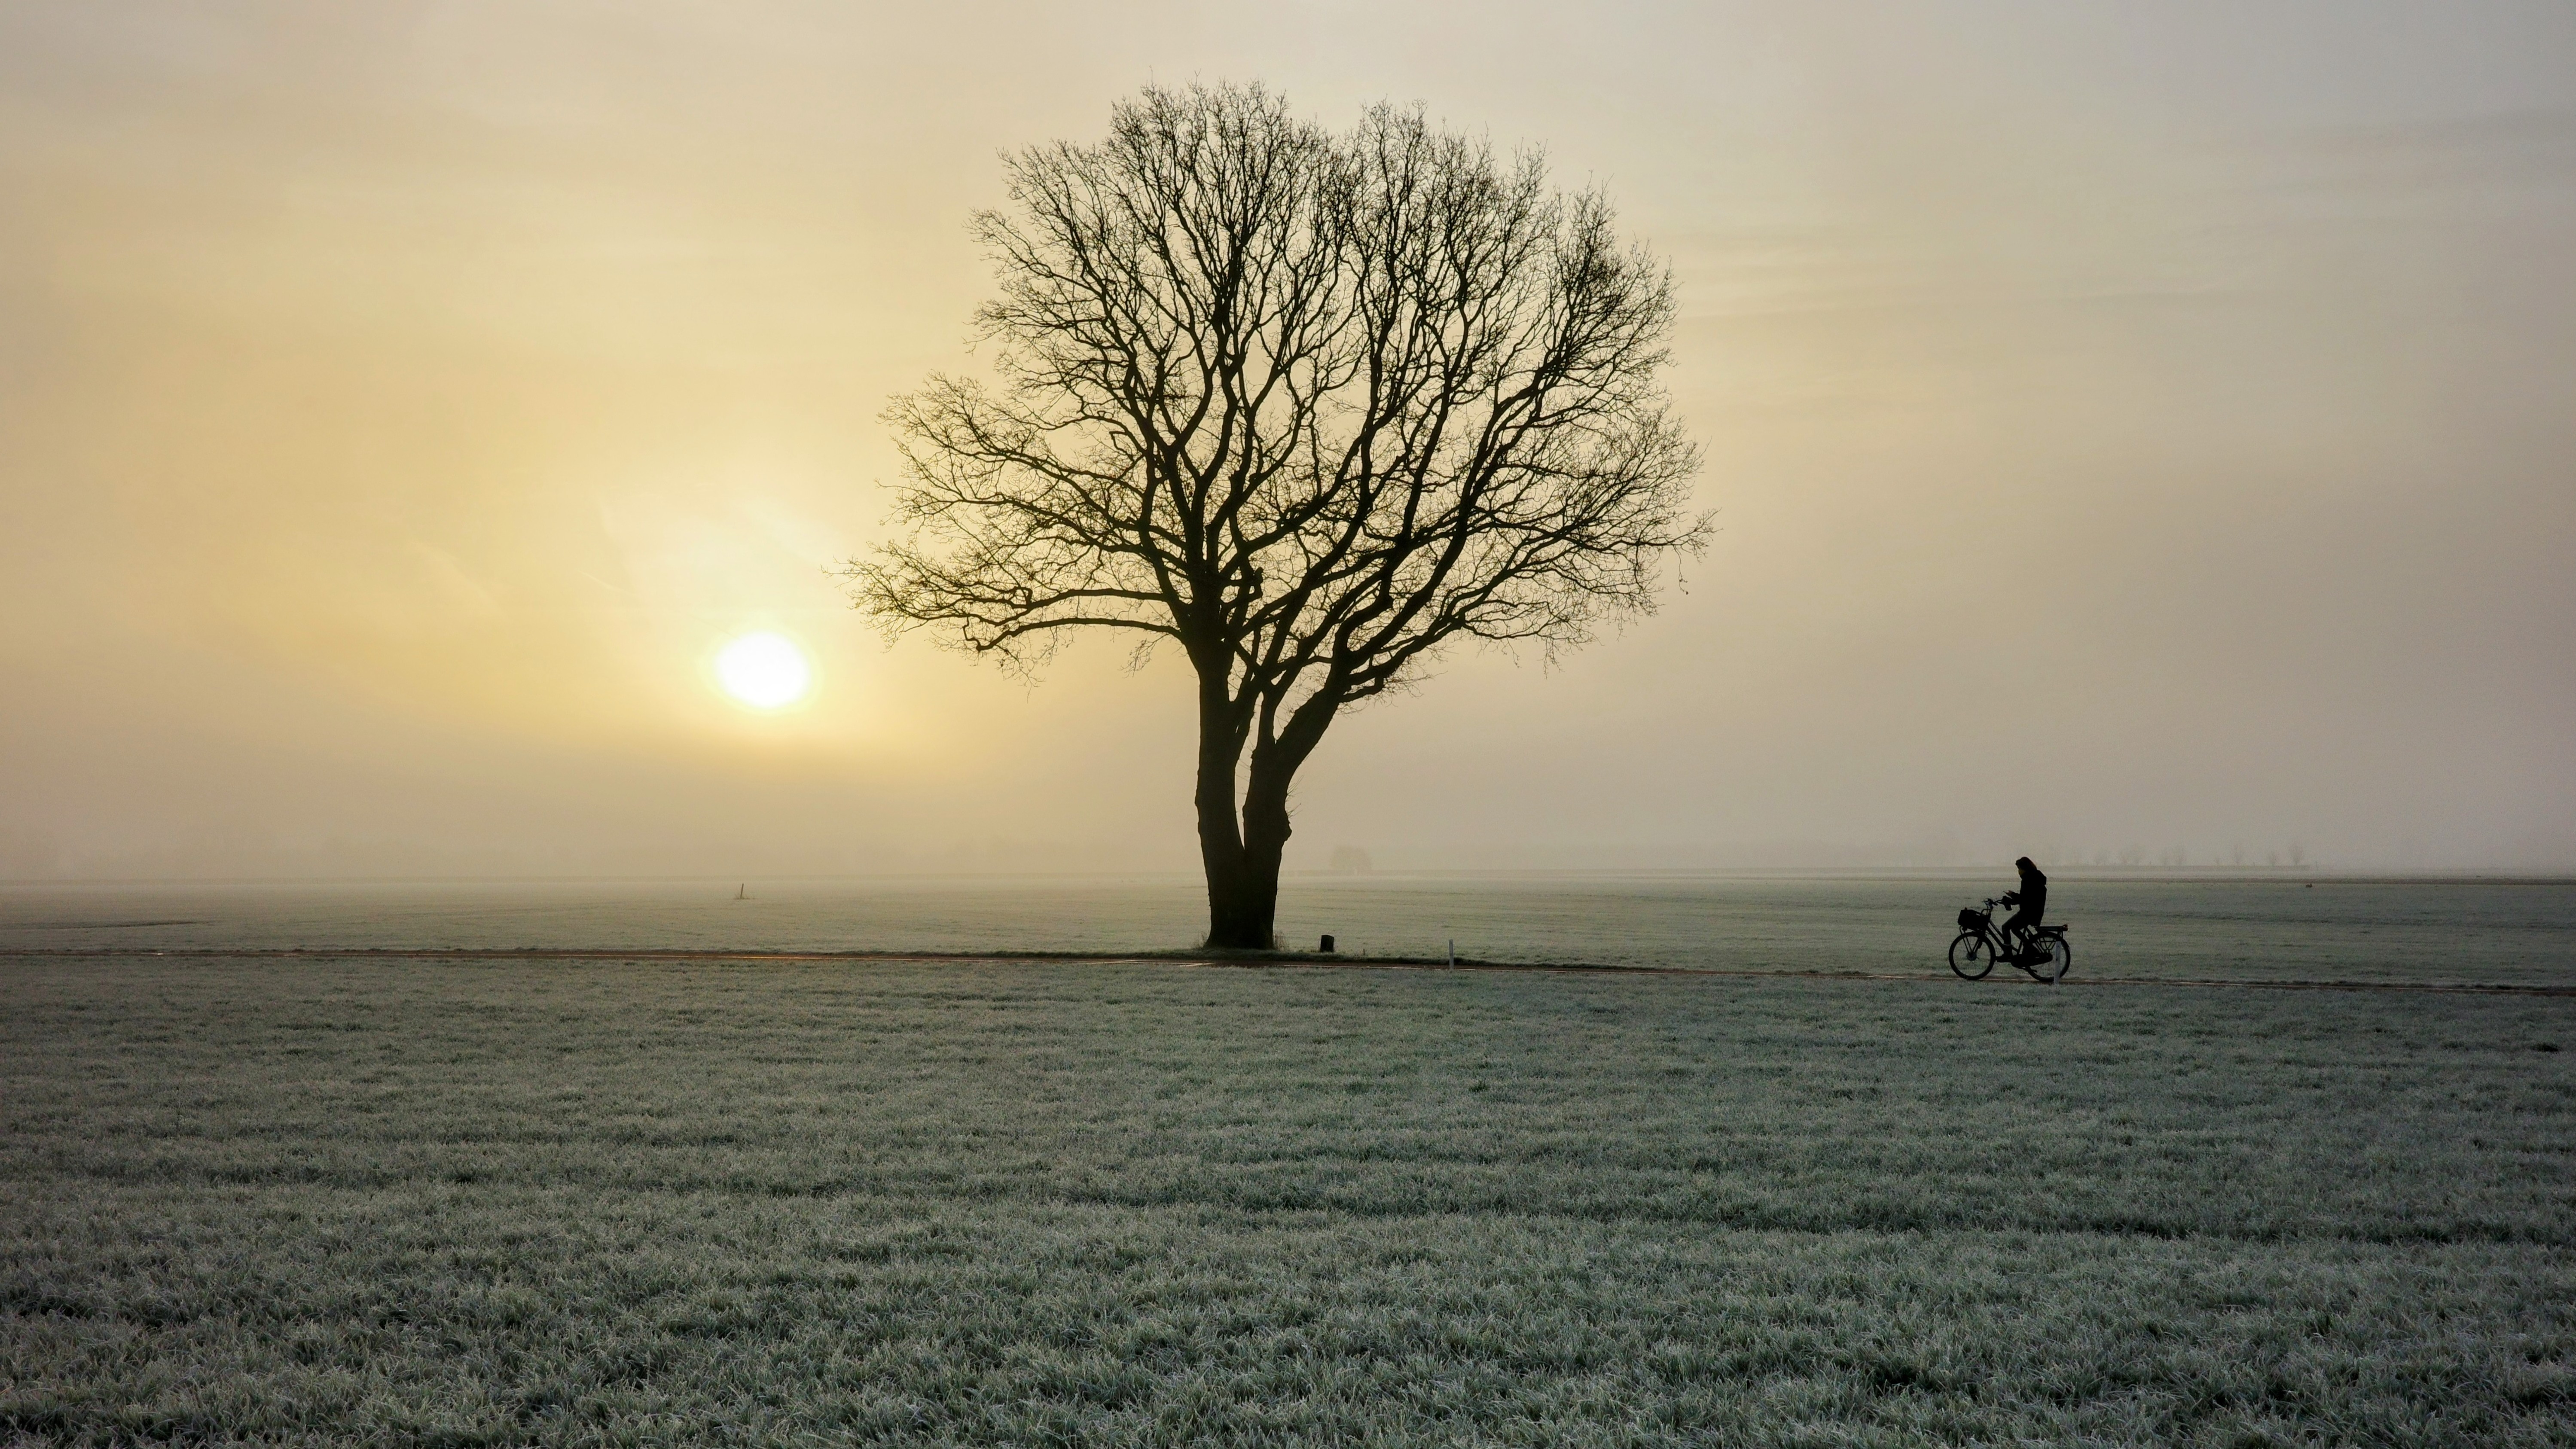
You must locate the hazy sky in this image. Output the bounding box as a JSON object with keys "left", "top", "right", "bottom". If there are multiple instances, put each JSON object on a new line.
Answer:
{"left": 3, "top": 1, "right": 2571, "bottom": 877}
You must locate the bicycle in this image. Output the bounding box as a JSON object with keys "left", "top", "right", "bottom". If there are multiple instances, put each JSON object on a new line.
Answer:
{"left": 1948, "top": 898, "right": 2072, "bottom": 983}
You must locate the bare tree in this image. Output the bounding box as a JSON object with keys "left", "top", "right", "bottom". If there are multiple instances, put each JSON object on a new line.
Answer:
{"left": 846, "top": 84, "right": 1707, "bottom": 948}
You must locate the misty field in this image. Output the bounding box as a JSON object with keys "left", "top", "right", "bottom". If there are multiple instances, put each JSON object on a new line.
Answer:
{"left": 3, "top": 955, "right": 2572, "bottom": 1446}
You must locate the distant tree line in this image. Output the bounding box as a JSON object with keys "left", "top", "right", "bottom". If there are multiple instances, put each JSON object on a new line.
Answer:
{"left": 2036, "top": 842, "right": 2312, "bottom": 870}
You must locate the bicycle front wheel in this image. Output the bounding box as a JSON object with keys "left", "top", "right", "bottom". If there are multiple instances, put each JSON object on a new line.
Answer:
{"left": 1948, "top": 931, "right": 1994, "bottom": 980}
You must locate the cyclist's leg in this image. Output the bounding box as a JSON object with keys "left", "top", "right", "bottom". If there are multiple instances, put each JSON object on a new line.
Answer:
{"left": 2002, "top": 906, "right": 2037, "bottom": 958}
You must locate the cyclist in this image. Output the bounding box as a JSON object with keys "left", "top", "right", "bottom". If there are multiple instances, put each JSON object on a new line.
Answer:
{"left": 1999, "top": 856, "right": 2048, "bottom": 962}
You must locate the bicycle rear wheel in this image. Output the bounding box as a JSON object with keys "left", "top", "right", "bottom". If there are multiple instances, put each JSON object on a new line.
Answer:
{"left": 1948, "top": 931, "right": 1994, "bottom": 980}
{"left": 2034, "top": 935, "right": 2071, "bottom": 983}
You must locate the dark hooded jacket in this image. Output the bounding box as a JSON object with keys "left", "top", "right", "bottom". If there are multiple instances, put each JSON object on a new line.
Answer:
{"left": 2006, "top": 860, "right": 2048, "bottom": 931}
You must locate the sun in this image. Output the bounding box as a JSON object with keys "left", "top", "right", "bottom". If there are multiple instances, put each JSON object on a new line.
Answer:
{"left": 713, "top": 631, "right": 812, "bottom": 709}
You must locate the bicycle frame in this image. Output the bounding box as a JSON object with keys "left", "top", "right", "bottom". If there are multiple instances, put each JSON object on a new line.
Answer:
{"left": 1963, "top": 909, "right": 2010, "bottom": 962}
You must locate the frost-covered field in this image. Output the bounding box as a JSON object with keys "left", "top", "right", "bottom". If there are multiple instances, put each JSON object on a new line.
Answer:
{"left": 3, "top": 951, "right": 2570, "bottom": 1445}
{"left": 4, "top": 875, "right": 2571, "bottom": 986}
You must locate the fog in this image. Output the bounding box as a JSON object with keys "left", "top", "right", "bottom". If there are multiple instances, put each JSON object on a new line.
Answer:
{"left": 3, "top": 1, "right": 2571, "bottom": 878}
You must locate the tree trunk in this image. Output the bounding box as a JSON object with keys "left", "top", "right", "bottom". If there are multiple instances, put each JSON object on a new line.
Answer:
{"left": 1201, "top": 851, "right": 1277, "bottom": 950}
{"left": 1229, "top": 761, "right": 1294, "bottom": 946}
{"left": 1199, "top": 775, "right": 1292, "bottom": 949}
{"left": 1194, "top": 683, "right": 1300, "bottom": 950}
{"left": 1194, "top": 673, "right": 1261, "bottom": 949}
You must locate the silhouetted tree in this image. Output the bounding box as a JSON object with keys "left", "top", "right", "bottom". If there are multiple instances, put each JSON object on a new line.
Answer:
{"left": 847, "top": 84, "right": 1706, "bottom": 948}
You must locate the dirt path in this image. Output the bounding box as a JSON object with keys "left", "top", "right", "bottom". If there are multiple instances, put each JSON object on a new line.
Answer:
{"left": 4, "top": 946, "right": 2570, "bottom": 997}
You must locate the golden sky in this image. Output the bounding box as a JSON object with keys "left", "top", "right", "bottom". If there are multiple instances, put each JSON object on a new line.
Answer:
{"left": 3, "top": 1, "right": 2572, "bottom": 876}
